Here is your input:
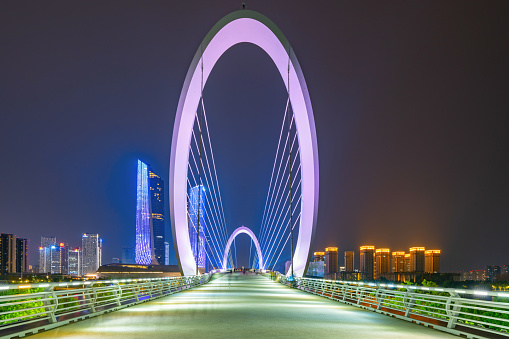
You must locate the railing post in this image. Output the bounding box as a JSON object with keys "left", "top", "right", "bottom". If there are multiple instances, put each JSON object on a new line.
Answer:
{"left": 404, "top": 290, "right": 415, "bottom": 317}
{"left": 446, "top": 293, "right": 462, "bottom": 329}
{"left": 357, "top": 287, "right": 364, "bottom": 305}
{"left": 115, "top": 283, "right": 122, "bottom": 307}
{"left": 41, "top": 286, "right": 57, "bottom": 324}
{"left": 376, "top": 287, "right": 385, "bottom": 310}
{"left": 85, "top": 284, "right": 96, "bottom": 313}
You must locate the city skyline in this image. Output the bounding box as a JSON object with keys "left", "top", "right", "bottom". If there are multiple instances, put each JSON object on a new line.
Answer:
{"left": 1, "top": 2, "right": 508, "bottom": 272}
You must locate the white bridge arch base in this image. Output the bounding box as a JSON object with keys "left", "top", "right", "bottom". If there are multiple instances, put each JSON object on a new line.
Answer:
{"left": 222, "top": 226, "right": 264, "bottom": 270}
{"left": 169, "top": 10, "right": 319, "bottom": 277}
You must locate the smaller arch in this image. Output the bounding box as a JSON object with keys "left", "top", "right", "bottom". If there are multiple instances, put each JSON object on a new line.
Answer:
{"left": 223, "top": 226, "right": 264, "bottom": 270}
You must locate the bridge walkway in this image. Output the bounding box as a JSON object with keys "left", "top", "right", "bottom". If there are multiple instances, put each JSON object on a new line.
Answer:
{"left": 31, "top": 273, "right": 455, "bottom": 338}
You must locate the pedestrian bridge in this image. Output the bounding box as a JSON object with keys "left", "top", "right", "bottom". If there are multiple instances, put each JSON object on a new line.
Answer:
{"left": 19, "top": 274, "right": 457, "bottom": 339}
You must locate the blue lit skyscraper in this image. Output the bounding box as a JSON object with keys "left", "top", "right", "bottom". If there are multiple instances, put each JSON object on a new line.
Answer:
{"left": 189, "top": 185, "right": 206, "bottom": 269}
{"left": 136, "top": 160, "right": 155, "bottom": 265}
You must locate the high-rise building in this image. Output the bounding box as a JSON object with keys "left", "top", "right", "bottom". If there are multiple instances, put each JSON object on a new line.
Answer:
{"left": 392, "top": 252, "right": 406, "bottom": 273}
{"left": 39, "top": 236, "right": 56, "bottom": 274}
{"left": 149, "top": 169, "right": 166, "bottom": 266}
{"left": 404, "top": 254, "right": 411, "bottom": 272}
{"left": 0, "top": 234, "right": 17, "bottom": 275}
{"left": 82, "top": 233, "right": 101, "bottom": 275}
{"left": 424, "top": 250, "right": 441, "bottom": 273}
{"left": 68, "top": 247, "right": 81, "bottom": 276}
{"left": 50, "top": 245, "right": 62, "bottom": 274}
{"left": 189, "top": 185, "right": 206, "bottom": 270}
{"left": 16, "top": 238, "right": 28, "bottom": 273}
{"left": 314, "top": 252, "right": 325, "bottom": 262}
{"left": 344, "top": 251, "right": 354, "bottom": 272}
{"left": 360, "top": 246, "right": 375, "bottom": 280}
{"left": 409, "top": 247, "right": 425, "bottom": 272}
{"left": 325, "top": 247, "right": 338, "bottom": 275}
{"left": 59, "top": 243, "right": 69, "bottom": 274}
{"left": 136, "top": 160, "right": 155, "bottom": 265}
{"left": 375, "top": 248, "right": 390, "bottom": 280}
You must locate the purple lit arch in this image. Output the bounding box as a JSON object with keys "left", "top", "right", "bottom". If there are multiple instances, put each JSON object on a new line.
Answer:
{"left": 222, "top": 226, "right": 264, "bottom": 270}
{"left": 170, "top": 10, "right": 319, "bottom": 277}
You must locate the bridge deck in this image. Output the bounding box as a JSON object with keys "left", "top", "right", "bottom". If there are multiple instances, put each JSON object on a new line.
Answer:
{"left": 31, "top": 273, "right": 455, "bottom": 338}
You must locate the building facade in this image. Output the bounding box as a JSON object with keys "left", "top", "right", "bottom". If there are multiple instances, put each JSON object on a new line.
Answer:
{"left": 344, "top": 251, "right": 354, "bottom": 272}
{"left": 0, "top": 234, "right": 17, "bottom": 275}
{"left": 375, "top": 248, "right": 390, "bottom": 280}
{"left": 424, "top": 250, "right": 441, "bottom": 273}
{"left": 16, "top": 238, "right": 28, "bottom": 273}
{"left": 325, "top": 247, "right": 338, "bottom": 275}
{"left": 409, "top": 247, "right": 425, "bottom": 272}
{"left": 68, "top": 247, "right": 81, "bottom": 276}
{"left": 360, "top": 246, "right": 375, "bottom": 281}
{"left": 149, "top": 169, "right": 166, "bottom": 266}
{"left": 314, "top": 251, "right": 325, "bottom": 262}
{"left": 392, "top": 251, "right": 406, "bottom": 273}
{"left": 82, "top": 233, "right": 101, "bottom": 275}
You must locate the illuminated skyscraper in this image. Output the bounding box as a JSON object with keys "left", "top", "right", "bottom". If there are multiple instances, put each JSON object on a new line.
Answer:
{"left": 149, "top": 169, "right": 166, "bottom": 265}
{"left": 344, "top": 251, "right": 354, "bottom": 272}
{"left": 392, "top": 251, "right": 406, "bottom": 273}
{"left": 50, "top": 245, "right": 61, "bottom": 274}
{"left": 164, "top": 242, "right": 170, "bottom": 265}
{"left": 136, "top": 160, "right": 159, "bottom": 265}
{"left": 68, "top": 247, "right": 81, "bottom": 276}
{"left": 82, "top": 233, "right": 101, "bottom": 275}
{"left": 360, "top": 246, "right": 375, "bottom": 280}
{"left": 409, "top": 247, "right": 425, "bottom": 272}
{"left": 325, "top": 247, "right": 338, "bottom": 275}
{"left": 425, "top": 250, "right": 441, "bottom": 273}
{"left": 375, "top": 248, "right": 390, "bottom": 280}
{"left": 189, "top": 185, "right": 206, "bottom": 269}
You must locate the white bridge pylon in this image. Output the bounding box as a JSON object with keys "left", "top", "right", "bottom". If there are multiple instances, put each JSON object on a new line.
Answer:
{"left": 170, "top": 10, "right": 319, "bottom": 277}
{"left": 223, "top": 226, "right": 264, "bottom": 270}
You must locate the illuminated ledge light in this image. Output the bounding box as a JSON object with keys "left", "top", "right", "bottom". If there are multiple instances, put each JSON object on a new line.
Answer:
{"left": 39, "top": 284, "right": 50, "bottom": 288}
{"left": 0, "top": 286, "right": 10, "bottom": 290}
{"left": 498, "top": 293, "right": 509, "bottom": 297}
{"left": 422, "top": 287, "right": 430, "bottom": 290}
{"left": 18, "top": 285, "right": 31, "bottom": 289}
{"left": 436, "top": 288, "right": 444, "bottom": 291}
{"left": 474, "top": 291, "right": 488, "bottom": 296}
{"left": 455, "top": 290, "right": 467, "bottom": 293}
{"left": 59, "top": 283, "right": 67, "bottom": 286}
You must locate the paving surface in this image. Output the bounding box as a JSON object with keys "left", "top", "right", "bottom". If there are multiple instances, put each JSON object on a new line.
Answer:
{"left": 31, "top": 273, "right": 456, "bottom": 338}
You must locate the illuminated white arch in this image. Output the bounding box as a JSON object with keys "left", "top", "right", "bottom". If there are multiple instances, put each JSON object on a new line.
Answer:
{"left": 222, "top": 226, "right": 263, "bottom": 270}
{"left": 170, "top": 10, "right": 319, "bottom": 277}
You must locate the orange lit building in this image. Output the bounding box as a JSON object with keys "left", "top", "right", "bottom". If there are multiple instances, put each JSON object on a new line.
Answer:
{"left": 392, "top": 252, "right": 406, "bottom": 273}
{"left": 375, "top": 248, "right": 390, "bottom": 280}
{"left": 404, "top": 254, "right": 411, "bottom": 272}
{"left": 325, "top": 247, "right": 338, "bottom": 275}
{"left": 344, "top": 251, "right": 354, "bottom": 272}
{"left": 360, "top": 246, "right": 375, "bottom": 280}
{"left": 409, "top": 247, "right": 425, "bottom": 272}
{"left": 425, "top": 250, "right": 441, "bottom": 273}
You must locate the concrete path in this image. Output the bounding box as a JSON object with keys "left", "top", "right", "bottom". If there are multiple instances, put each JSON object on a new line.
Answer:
{"left": 31, "top": 273, "right": 455, "bottom": 338}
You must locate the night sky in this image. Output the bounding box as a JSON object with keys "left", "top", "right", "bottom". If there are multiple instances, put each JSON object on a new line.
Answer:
{"left": 1, "top": 1, "right": 508, "bottom": 272}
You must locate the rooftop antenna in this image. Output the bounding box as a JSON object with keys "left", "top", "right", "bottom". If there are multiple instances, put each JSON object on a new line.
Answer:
{"left": 242, "top": 2, "right": 246, "bottom": 10}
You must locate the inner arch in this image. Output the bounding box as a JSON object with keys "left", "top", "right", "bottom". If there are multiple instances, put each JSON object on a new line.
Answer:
{"left": 223, "top": 226, "right": 264, "bottom": 270}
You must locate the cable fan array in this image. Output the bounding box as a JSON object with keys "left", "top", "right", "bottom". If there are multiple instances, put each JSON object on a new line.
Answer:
{"left": 253, "top": 98, "right": 302, "bottom": 271}
{"left": 187, "top": 98, "right": 235, "bottom": 271}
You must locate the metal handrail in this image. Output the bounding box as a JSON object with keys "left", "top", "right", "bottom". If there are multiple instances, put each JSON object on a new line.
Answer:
{"left": 0, "top": 274, "right": 212, "bottom": 338}
{"left": 278, "top": 275, "right": 509, "bottom": 338}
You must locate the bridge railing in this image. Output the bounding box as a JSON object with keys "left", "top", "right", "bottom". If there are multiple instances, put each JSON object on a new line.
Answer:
{"left": 278, "top": 275, "right": 509, "bottom": 338}
{"left": 0, "top": 274, "right": 211, "bottom": 338}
